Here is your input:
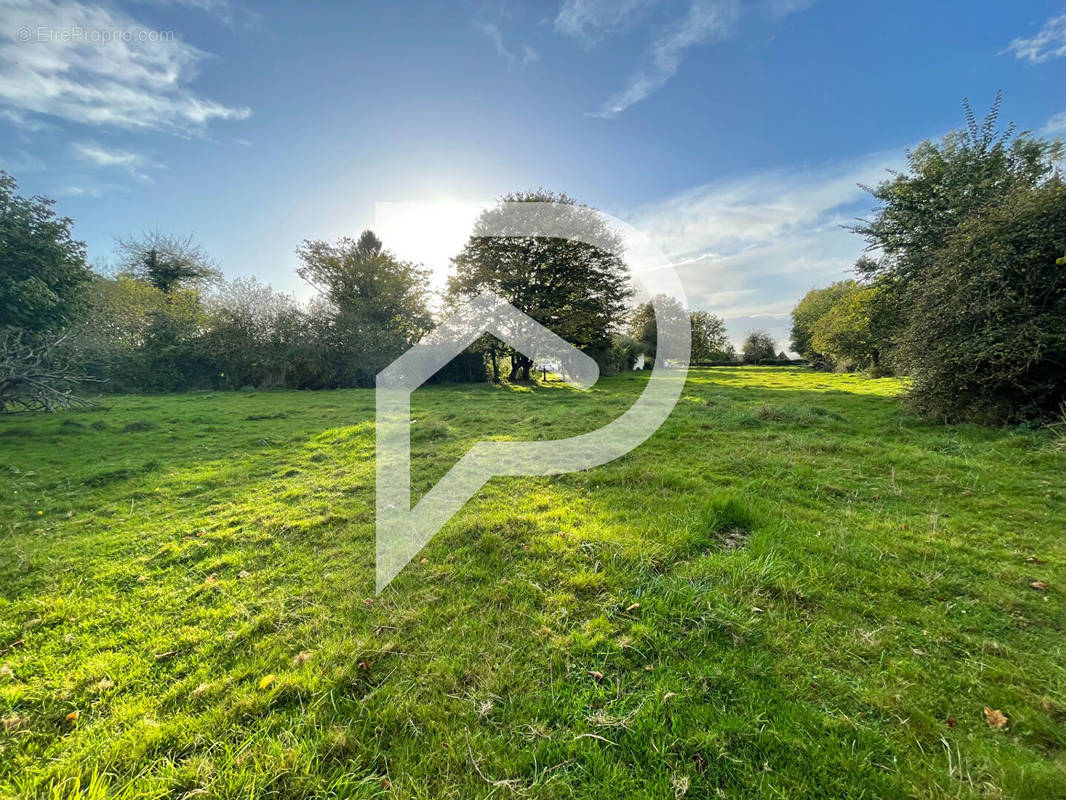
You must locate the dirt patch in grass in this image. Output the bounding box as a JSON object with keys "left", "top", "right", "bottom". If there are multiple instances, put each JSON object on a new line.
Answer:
{"left": 716, "top": 526, "right": 751, "bottom": 551}
{"left": 121, "top": 420, "right": 159, "bottom": 433}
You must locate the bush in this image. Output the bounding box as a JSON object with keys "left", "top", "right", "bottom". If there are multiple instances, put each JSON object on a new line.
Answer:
{"left": 898, "top": 182, "right": 1066, "bottom": 423}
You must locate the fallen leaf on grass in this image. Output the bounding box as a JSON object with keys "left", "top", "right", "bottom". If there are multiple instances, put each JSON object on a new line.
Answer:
{"left": 984, "top": 707, "right": 1008, "bottom": 729}
{"left": 65, "top": 710, "right": 79, "bottom": 722}
{"left": 258, "top": 674, "right": 276, "bottom": 690}
{"left": 588, "top": 670, "right": 604, "bottom": 682}
{"left": 625, "top": 602, "right": 640, "bottom": 612}
{"left": 293, "top": 650, "right": 312, "bottom": 665}
{"left": 204, "top": 573, "right": 217, "bottom": 586}
{"left": 237, "top": 570, "right": 251, "bottom": 579}
{"left": 1030, "top": 581, "right": 1047, "bottom": 591}
{"left": 663, "top": 692, "right": 677, "bottom": 702}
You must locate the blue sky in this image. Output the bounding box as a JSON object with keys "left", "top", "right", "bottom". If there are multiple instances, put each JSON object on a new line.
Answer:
{"left": 2, "top": 0, "right": 1065, "bottom": 350}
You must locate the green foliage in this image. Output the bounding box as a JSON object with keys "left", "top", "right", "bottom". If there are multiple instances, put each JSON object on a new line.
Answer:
{"left": 809, "top": 283, "right": 892, "bottom": 371}
{"left": 689, "top": 310, "right": 730, "bottom": 362}
{"left": 201, "top": 278, "right": 306, "bottom": 390}
{"left": 1, "top": 369, "right": 1064, "bottom": 797}
{"left": 628, "top": 299, "right": 729, "bottom": 363}
{"left": 848, "top": 95, "right": 1066, "bottom": 421}
{"left": 297, "top": 230, "right": 432, "bottom": 387}
{"left": 790, "top": 280, "right": 860, "bottom": 364}
{"left": 899, "top": 182, "right": 1066, "bottom": 422}
{"left": 853, "top": 93, "right": 1062, "bottom": 291}
{"left": 627, "top": 294, "right": 681, "bottom": 359}
{"left": 602, "top": 333, "right": 640, "bottom": 375}
{"left": 741, "top": 329, "right": 776, "bottom": 363}
{"left": 0, "top": 172, "right": 91, "bottom": 333}
{"left": 450, "top": 191, "right": 632, "bottom": 381}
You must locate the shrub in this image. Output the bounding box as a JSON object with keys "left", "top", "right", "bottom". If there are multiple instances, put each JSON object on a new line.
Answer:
{"left": 897, "top": 182, "right": 1066, "bottom": 423}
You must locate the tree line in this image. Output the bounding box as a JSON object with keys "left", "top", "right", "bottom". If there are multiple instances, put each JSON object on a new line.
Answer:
{"left": 1, "top": 186, "right": 752, "bottom": 411}
{"left": 790, "top": 95, "right": 1065, "bottom": 424}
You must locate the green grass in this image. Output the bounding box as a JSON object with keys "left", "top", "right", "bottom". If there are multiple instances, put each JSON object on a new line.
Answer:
{"left": 0, "top": 367, "right": 1063, "bottom": 799}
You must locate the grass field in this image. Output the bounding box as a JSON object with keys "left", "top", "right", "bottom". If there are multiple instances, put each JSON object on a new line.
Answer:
{"left": 0, "top": 367, "right": 1063, "bottom": 799}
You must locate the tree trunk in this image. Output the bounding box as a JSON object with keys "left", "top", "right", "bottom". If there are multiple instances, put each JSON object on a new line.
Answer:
{"left": 508, "top": 351, "right": 532, "bottom": 381}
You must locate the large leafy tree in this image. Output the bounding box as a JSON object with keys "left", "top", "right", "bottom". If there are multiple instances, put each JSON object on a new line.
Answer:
{"left": 297, "top": 230, "right": 432, "bottom": 386}
{"left": 629, "top": 298, "right": 727, "bottom": 362}
{"left": 742, "top": 330, "right": 776, "bottom": 363}
{"left": 449, "top": 191, "right": 632, "bottom": 381}
{"left": 809, "top": 284, "right": 892, "bottom": 371}
{"left": 627, "top": 294, "right": 684, "bottom": 359}
{"left": 688, "top": 311, "right": 729, "bottom": 362}
{"left": 789, "top": 280, "right": 860, "bottom": 364}
{"left": 0, "top": 172, "right": 91, "bottom": 332}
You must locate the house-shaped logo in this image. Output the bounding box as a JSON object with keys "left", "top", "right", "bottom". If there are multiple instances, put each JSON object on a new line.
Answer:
{"left": 373, "top": 201, "right": 691, "bottom": 592}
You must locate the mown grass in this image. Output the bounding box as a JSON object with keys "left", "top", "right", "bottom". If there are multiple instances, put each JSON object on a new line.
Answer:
{"left": 0, "top": 367, "right": 1063, "bottom": 799}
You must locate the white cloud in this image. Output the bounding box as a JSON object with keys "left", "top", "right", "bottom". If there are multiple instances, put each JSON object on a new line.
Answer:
{"left": 0, "top": 108, "right": 53, "bottom": 131}
{"left": 622, "top": 148, "right": 905, "bottom": 348}
{"left": 588, "top": 0, "right": 813, "bottom": 117}
{"left": 475, "top": 21, "right": 539, "bottom": 70}
{"left": 55, "top": 184, "right": 102, "bottom": 197}
{"left": 1006, "top": 13, "right": 1066, "bottom": 63}
{"left": 73, "top": 141, "right": 156, "bottom": 179}
{"left": 593, "top": 0, "right": 738, "bottom": 117}
{"left": 555, "top": 0, "right": 660, "bottom": 42}
{"left": 132, "top": 0, "right": 257, "bottom": 28}
{"left": 762, "top": 0, "right": 815, "bottom": 20}
{"left": 0, "top": 0, "right": 250, "bottom": 134}
{"left": 628, "top": 149, "right": 898, "bottom": 258}
{"left": 1041, "top": 110, "right": 1066, "bottom": 137}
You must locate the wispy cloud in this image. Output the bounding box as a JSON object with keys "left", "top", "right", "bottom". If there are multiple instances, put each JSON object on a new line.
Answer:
{"left": 1006, "top": 12, "right": 1066, "bottom": 63}
{"left": 474, "top": 21, "right": 539, "bottom": 70}
{"left": 591, "top": 0, "right": 738, "bottom": 118}
{"left": 131, "top": 0, "right": 259, "bottom": 29}
{"left": 624, "top": 148, "right": 904, "bottom": 347}
{"left": 73, "top": 141, "right": 157, "bottom": 179}
{"left": 0, "top": 0, "right": 251, "bottom": 135}
{"left": 587, "top": 0, "right": 813, "bottom": 118}
{"left": 1042, "top": 110, "right": 1066, "bottom": 137}
{"left": 54, "top": 184, "right": 103, "bottom": 197}
{"left": 555, "top": 0, "right": 661, "bottom": 42}
{"left": 0, "top": 108, "right": 54, "bottom": 132}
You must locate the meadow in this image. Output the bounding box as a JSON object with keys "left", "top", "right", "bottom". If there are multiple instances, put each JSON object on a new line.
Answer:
{"left": 0, "top": 367, "right": 1063, "bottom": 799}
